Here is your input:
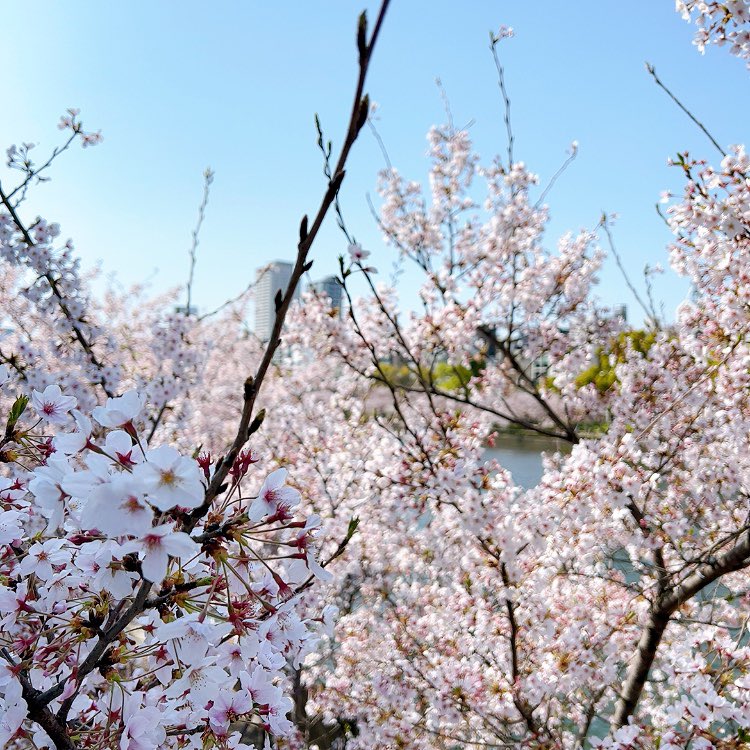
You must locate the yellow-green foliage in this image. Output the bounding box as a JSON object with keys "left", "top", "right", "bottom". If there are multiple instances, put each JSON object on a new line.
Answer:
{"left": 575, "top": 330, "right": 656, "bottom": 394}
{"left": 375, "top": 359, "right": 483, "bottom": 391}
{"left": 375, "top": 362, "right": 415, "bottom": 387}
{"left": 432, "top": 361, "right": 474, "bottom": 390}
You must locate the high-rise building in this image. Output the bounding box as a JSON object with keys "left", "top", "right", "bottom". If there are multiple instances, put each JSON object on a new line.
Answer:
{"left": 612, "top": 303, "right": 628, "bottom": 322}
{"left": 254, "top": 261, "right": 299, "bottom": 341}
{"left": 308, "top": 275, "right": 343, "bottom": 313}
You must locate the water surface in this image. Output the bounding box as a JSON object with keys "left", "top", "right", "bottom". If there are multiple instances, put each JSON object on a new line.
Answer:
{"left": 485, "top": 432, "right": 572, "bottom": 489}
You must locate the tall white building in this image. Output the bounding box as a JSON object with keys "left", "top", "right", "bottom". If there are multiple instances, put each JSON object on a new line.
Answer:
{"left": 254, "top": 261, "right": 299, "bottom": 341}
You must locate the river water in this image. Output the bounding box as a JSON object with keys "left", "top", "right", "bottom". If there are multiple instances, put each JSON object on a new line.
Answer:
{"left": 485, "top": 432, "right": 572, "bottom": 489}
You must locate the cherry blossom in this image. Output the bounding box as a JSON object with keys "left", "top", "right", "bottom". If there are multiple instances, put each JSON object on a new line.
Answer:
{"left": 30, "top": 384, "right": 77, "bottom": 425}
{"left": 678, "top": 0, "right": 750, "bottom": 67}
{"left": 4, "top": 3, "right": 750, "bottom": 747}
{"left": 134, "top": 444, "right": 204, "bottom": 510}
{"left": 249, "top": 466, "right": 301, "bottom": 521}
{"left": 92, "top": 389, "right": 144, "bottom": 428}
{"left": 347, "top": 242, "right": 370, "bottom": 262}
{"left": 80, "top": 474, "right": 154, "bottom": 537}
{"left": 0, "top": 382, "right": 334, "bottom": 749}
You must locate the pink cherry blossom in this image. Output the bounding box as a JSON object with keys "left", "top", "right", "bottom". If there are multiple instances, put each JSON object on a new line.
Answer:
{"left": 81, "top": 474, "right": 154, "bottom": 537}
{"left": 92, "top": 389, "right": 144, "bottom": 428}
{"left": 347, "top": 241, "right": 371, "bottom": 262}
{"left": 134, "top": 445, "right": 204, "bottom": 510}
{"left": 122, "top": 524, "right": 197, "bottom": 582}
{"left": 30, "top": 384, "right": 77, "bottom": 425}
{"left": 249, "top": 467, "right": 301, "bottom": 521}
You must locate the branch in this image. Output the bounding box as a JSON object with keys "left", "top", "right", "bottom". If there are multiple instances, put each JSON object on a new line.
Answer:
{"left": 0, "top": 183, "right": 114, "bottom": 398}
{"left": 185, "top": 167, "right": 214, "bottom": 315}
{"left": 196, "top": 271, "right": 264, "bottom": 322}
{"left": 490, "top": 31, "right": 514, "bottom": 170}
{"left": 667, "top": 529, "right": 750, "bottom": 609}
{"left": 185, "top": 0, "right": 391, "bottom": 531}
{"left": 600, "top": 214, "right": 659, "bottom": 328}
{"left": 2, "top": 648, "right": 77, "bottom": 750}
{"left": 36, "top": 580, "right": 152, "bottom": 720}
{"left": 499, "top": 563, "right": 541, "bottom": 737}
{"left": 645, "top": 62, "right": 726, "bottom": 158}
{"left": 612, "top": 529, "right": 750, "bottom": 727}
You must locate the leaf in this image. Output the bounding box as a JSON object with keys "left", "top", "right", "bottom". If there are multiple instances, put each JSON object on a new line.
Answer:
{"left": 5, "top": 394, "right": 29, "bottom": 437}
{"left": 346, "top": 516, "right": 360, "bottom": 541}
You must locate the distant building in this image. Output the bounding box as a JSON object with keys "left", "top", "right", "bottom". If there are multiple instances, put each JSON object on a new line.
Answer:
{"left": 254, "top": 261, "right": 299, "bottom": 341}
{"left": 308, "top": 275, "right": 343, "bottom": 313}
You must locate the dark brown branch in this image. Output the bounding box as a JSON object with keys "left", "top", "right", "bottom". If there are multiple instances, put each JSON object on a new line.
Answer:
{"left": 2, "top": 648, "right": 76, "bottom": 750}
{"left": 613, "top": 529, "right": 750, "bottom": 727}
{"left": 645, "top": 63, "right": 726, "bottom": 158}
{"left": 499, "top": 563, "right": 541, "bottom": 738}
{"left": 40, "top": 580, "right": 152, "bottom": 720}
{"left": 185, "top": 1, "right": 391, "bottom": 532}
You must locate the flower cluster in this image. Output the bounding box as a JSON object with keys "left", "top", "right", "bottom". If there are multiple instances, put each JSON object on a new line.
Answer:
{"left": 260, "top": 87, "right": 750, "bottom": 750}
{"left": 0, "top": 374, "right": 330, "bottom": 749}
{"left": 678, "top": 0, "right": 750, "bottom": 67}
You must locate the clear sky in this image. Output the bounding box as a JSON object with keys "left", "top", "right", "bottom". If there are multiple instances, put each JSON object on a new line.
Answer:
{"left": 1, "top": 1, "right": 748, "bottom": 323}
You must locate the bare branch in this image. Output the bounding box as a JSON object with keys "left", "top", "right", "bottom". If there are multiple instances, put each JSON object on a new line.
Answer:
{"left": 646, "top": 62, "right": 726, "bottom": 158}
{"left": 184, "top": 0, "right": 392, "bottom": 532}
{"left": 185, "top": 167, "right": 215, "bottom": 315}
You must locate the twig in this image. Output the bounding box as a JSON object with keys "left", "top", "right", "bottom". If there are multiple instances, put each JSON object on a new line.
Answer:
{"left": 6, "top": 132, "right": 79, "bottom": 206}
{"left": 600, "top": 214, "right": 659, "bottom": 327}
{"left": 197, "top": 271, "right": 264, "bottom": 322}
{"left": 184, "top": 0, "right": 392, "bottom": 532}
{"left": 645, "top": 63, "right": 726, "bottom": 158}
{"left": 367, "top": 118, "right": 393, "bottom": 171}
{"left": 315, "top": 113, "right": 354, "bottom": 244}
{"left": 536, "top": 146, "right": 578, "bottom": 207}
{"left": 490, "top": 32, "right": 514, "bottom": 170}
{"left": 185, "top": 167, "right": 214, "bottom": 315}
{"left": 0, "top": 183, "right": 114, "bottom": 398}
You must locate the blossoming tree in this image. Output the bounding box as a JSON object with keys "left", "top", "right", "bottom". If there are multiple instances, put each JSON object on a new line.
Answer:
{"left": 4, "top": 2, "right": 750, "bottom": 750}
{"left": 255, "top": 5, "right": 750, "bottom": 748}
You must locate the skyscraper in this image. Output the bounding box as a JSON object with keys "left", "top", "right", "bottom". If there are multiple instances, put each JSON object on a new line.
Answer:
{"left": 612, "top": 303, "right": 628, "bottom": 322}
{"left": 308, "top": 275, "right": 343, "bottom": 313}
{"left": 254, "top": 261, "right": 299, "bottom": 341}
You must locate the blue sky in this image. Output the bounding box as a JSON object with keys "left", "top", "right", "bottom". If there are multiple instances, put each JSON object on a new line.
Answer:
{"left": 1, "top": 1, "right": 748, "bottom": 323}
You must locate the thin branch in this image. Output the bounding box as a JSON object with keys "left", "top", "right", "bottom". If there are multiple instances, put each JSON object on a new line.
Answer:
{"left": 0, "top": 183, "right": 114, "bottom": 398}
{"left": 536, "top": 146, "right": 578, "bottom": 207}
{"left": 185, "top": 167, "right": 214, "bottom": 315}
{"left": 6, "top": 131, "right": 79, "bottom": 206}
{"left": 645, "top": 62, "right": 726, "bottom": 158}
{"left": 490, "top": 32, "right": 514, "bottom": 169}
{"left": 185, "top": 0, "right": 392, "bottom": 532}
{"left": 600, "top": 214, "right": 659, "bottom": 327}
{"left": 197, "top": 267, "right": 266, "bottom": 322}
{"left": 367, "top": 118, "right": 393, "bottom": 171}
